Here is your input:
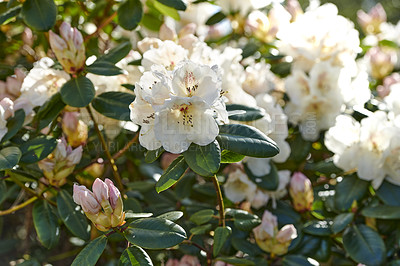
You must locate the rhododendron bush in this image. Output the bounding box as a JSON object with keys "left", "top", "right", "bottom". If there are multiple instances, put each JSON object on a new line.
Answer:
{"left": 1, "top": 0, "right": 400, "bottom": 265}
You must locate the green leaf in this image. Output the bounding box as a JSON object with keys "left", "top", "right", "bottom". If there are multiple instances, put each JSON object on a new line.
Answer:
{"left": 34, "top": 92, "right": 65, "bottom": 130}
{"left": 226, "top": 209, "right": 261, "bottom": 231}
{"left": 183, "top": 141, "right": 220, "bottom": 177}
{"left": 226, "top": 104, "right": 265, "bottom": 121}
{"left": 141, "top": 13, "right": 162, "bottom": 31}
{"left": 145, "top": 147, "right": 165, "bottom": 163}
{"left": 215, "top": 257, "right": 255, "bottom": 266}
{"left": 361, "top": 205, "right": 400, "bottom": 219}
{"left": 190, "top": 209, "right": 214, "bottom": 225}
{"left": 282, "top": 255, "right": 313, "bottom": 266}
{"left": 289, "top": 133, "right": 311, "bottom": 162}
{"left": 220, "top": 150, "right": 245, "bottom": 163}
{"left": 21, "top": 0, "right": 56, "bottom": 31}
{"left": 60, "top": 76, "right": 96, "bottom": 108}
{"left": 20, "top": 136, "right": 57, "bottom": 164}
{"left": 91, "top": 91, "right": 135, "bottom": 121}
{"left": 335, "top": 175, "right": 369, "bottom": 211}
{"left": 156, "top": 0, "right": 186, "bottom": 10}
{"left": 153, "top": 0, "right": 180, "bottom": 20}
{"left": 156, "top": 155, "right": 188, "bottom": 193}
{"left": 244, "top": 160, "right": 279, "bottom": 191}
{"left": 99, "top": 42, "right": 132, "bottom": 64}
{"left": 0, "top": 146, "right": 21, "bottom": 171}
{"left": 303, "top": 221, "right": 332, "bottom": 236}
{"left": 71, "top": 235, "right": 108, "bottom": 266}
{"left": 119, "top": 246, "right": 153, "bottom": 266}
{"left": 331, "top": 213, "right": 354, "bottom": 234}
{"left": 125, "top": 212, "right": 153, "bottom": 219}
{"left": 57, "top": 190, "right": 90, "bottom": 241}
{"left": 118, "top": 0, "right": 143, "bottom": 30}
{"left": 86, "top": 61, "right": 124, "bottom": 76}
{"left": 376, "top": 181, "right": 400, "bottom": 206}
{"left": 214, "top": 226, "right": 232, "bottom": 256}
{"left": 217, "top": 124, "right": 279, "bottom": 158}
{"left": 343, "top": 224, "right": 386, "bottom": 266}
{"left": 0, "top": 5, "right": 21, "bottom": 25}
{"left": 32, "top": 201, "right": 60, "bottom": 249}
{"left": 231, "top": 238, "right": 263, "bottom": 256}
{"left": 190, "top": 224, "right": 212, "bottom": 235}
{"left": 2, "top": 109, "right": 25, "bottom": 142}
{"left": 205, "top": 11, "right": 226, "bottom": 26}
{"left": 157, "top": 211, "right": 183, "bottom": 222}
{"left": 124, "top": 218, "right": 186, "bottom": 249}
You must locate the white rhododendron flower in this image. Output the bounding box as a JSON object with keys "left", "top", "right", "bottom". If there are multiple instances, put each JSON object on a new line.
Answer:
{"left": 0, "top": 98, "right": 14, "bottom": 141}
{"left": 216, "top": 0, "right": 270, "bottom": 16}
{"left": 224, "top": 168, "right": 257, "bottom": 202}
{"left": 130, "top": 60, "right": 227, "bottom": 153}
{"left": 325, "top": 112, "right": 400, "bottom": 189}
{"left": 142, "top": 40, "right": 188, "bottom": 71}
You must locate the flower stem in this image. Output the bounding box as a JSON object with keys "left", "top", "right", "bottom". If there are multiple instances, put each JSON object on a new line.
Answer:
{"left": 212, "top": 174, "right": 225, "bottom": 227}
{"left": 0, "top": 196, "right": 38, "bottom": 216}
{"left": 86, "top": 106, "right": 124, "bottom": 192}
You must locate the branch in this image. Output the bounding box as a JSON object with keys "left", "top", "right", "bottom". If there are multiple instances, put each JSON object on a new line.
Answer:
{"left": 0, "top": 196, "right": 38, "bottom": 216}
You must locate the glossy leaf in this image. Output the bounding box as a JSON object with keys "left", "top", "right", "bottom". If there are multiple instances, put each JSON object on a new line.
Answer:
{"left": 21, "top": 0, "right": 56, "bottom": 31}
{"left": 34, "top": 93, "right": 65, "bottom": 130}
{"left": 20, "top": 136, "right": 57, "bottom": 164}
{"left": 32, "top": 201, "right": 60, "bottom": 249}
{"left": 124, "top": 218, "right": 186, "bottom": 249}
{"left": 183, "top": 141, "right": 221, "bottom": 177}
{"left": 331, "top": 213, "right": 354, "bottom": 234}
{"left": 220, "top": 150, "right": 245, "bottom": 163}
{"left": 205, "top": 11, "right": 226, "bottom": 25}
{"left": 119, "top": 245, "right": 153, "bottom": 266}
{"left": 303, "top": 221, "right": 332, "bottom": 236}
{"left": 190, "top": 209, "right": 214, "bottom": 225}
{"left": 91, "top": 91, "right": 135, "bottom": 121}
{"left": 226, "top": 209, "right": 261, "bottom": 231}
{"left": 157, "top": 211, "right": 183, "bottom": 222}
{"left": 282, "top": 255, "right": 313, "bottom": 266}
{"left": 376, "top": 181, "right": 400, "bottom": 206}
{"left": 335, "top": 175, "right": 369, "bottom": 211}
{"left": 2, "top": 109, "right": 25, "bottom": 142}
{"left": 361, "top": 205, "right": 400, "bottom": 219}
{"left": 99, "top": 42, "right": 132, "bottom": 64}
{"left": 57, "top": 190, "right": 90, "bottom": 241}
{"left": 244, "top": 160, "right": 279, "bottom": 191}
{"left": 71, "top": 235, "right": 108, "bottom": 266}
{"left": 60, "top": 76, "right": 96, "bottom": 108}
{"left": 226, "top": 104, "right": 265, "bottom": 121}
{"left": 145, "top": 147, "right": 165, "bottom": 163}
{"left": 153, "top": 1, "right": 179, "bottom": 20}
{"left": 217, "top": 124, "right": 279, "bottom": 158}
{"left": 86, "top": 61, "right": 124, "bottom": 76}
{"left": 213, "top": 226, "right": 231, "bottom": 256}
{"left": 118, "top": 0, "right": 143, "bottom": 30}
{"left": 190, "top": 224, "right": 212, "bottom": 235}
{"left": 343, "top": 224, "right": 386, "bottom": 266}
{"left": 157, "top": 0, "right": 186, "bottom": 10}
{"left": 0, "top": 146, "right": 21, "bottom": 171}
{"left": 156, "top": 155, "right": 188, "bottom": 193}
{"left": 0, "top": 5, "right": 21, "bottom": 26}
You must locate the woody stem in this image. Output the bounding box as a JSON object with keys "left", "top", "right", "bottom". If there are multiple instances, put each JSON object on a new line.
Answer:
{"left": 212, "top": 174, "right": 225, "bottom": 227}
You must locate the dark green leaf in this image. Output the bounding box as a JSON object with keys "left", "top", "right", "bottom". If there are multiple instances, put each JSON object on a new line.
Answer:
{"left": 157, "top": 211, "right": 183, "bottom": 222}
{"left": 244, "top": 160, "right": 279, "bottom": 190}
{"left": 119, "top": 246, "right": 153, "bottom": 266}
{"left": 153, "top": 1, "right": 179, "bottom": 20}
{"left": 226, "top": 209, "right": 261, "bottom": 231}
{"left": 145, "top": 147, "right": 165, "bottom": 163}
{"left": 20, "top": 136, "right": 57, "bottom": 164}
{"left": 118, "top": 0, "right": 143, "bottom": 30}
{"left": 141, "top": 13, "right": 162, "bottom": 31}
{"left": 156, "top": 0, "right": 186, "bottom": 10}
{"left": 0, "top": 5, "right": 21, "bottom": 25}
{"left": 125, "top": 212, "right": 153, "bottom": 219}
{"left": 217, "top": 124, "right": 279, "bottom": 158}
{"left": 183, "top": 141, "right": 220, "bottom": 177}
{"left": 91, "top": 91, "right": 135, "bottom": 121}
{"left": 221, "top": 150, "right": 245, "bottom": 163}
{"left": 282, "top": 255, "right": 313, "bottom": 266}
{"left": 71, "top": 235, "right": 108, "bottom": 266}
{"left": 99, "top": 42, "right": 132, "bottom": 64}
{"left": 289, "top": 133, "right": 311, "bottom": 162}
{"left": 215, "top": 257, "right": 255, "bottom": 266}
{"left": 2, "top": 109, "right": 25, "bottom": 142}
{"left": 190, "top": 224, "right": 212, "bottom": 235}
{"left": 361, "top": 205, "right": 400, "bottom": 219}
{"left": 21, "top": 0, "right": 56, "bottom": 31}
{"left": 124, "top": 218, "right": 186, "bottom": 249}
{"left": 376, "top": 181, "right": 400, "bottom": 206}
{"left": 32, "top": 201, "right": 60, "bottom": 249}
{"left": 60, "top": 76, "right": 95, "bottom": 108}
{"left": 205, "top": 11, "right": 226, "bottom": 26}
{"left": 343, "top": 224, "right": 386, "bottom": 266}
{"left": 231, "top": 237, "right": 263, "bottom": 256}
{"left": 303, "top": 221, "right": 332, "bottom": 236}
{"left": 226, "top": 104, "right": 265, "bottom": 121}
{"left": 335, "top": 175, "right": 369, "bottom": 211}
{"left": 0, "top": 146, "right": 21, "bottom": 171}
{"left": 214, "top": 226, "right": 232, "bottom": 256}
{"left": 34, "top": 93, "right": 65, "bottom": 130}
{"left": 86, "top": 61, "right": 124, "bottom": 76}
{"left": 190, "top": 209, "right": 214, "bottom": 225}
{"left": 156, "top": 155, "right": 188, "bottom": 193}
{"left": 57, "top": 190, "right": 90, "bottom": 241}
{"left": 331, "top": 213, "right": 354, "bottom": 234}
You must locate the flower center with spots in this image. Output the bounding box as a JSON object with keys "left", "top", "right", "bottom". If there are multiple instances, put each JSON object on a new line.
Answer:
{"left": 184, "top": 71, "right": 199, "bottom": 96}
{"left": 174, "top": 103, "right": 194, "bottom": 127}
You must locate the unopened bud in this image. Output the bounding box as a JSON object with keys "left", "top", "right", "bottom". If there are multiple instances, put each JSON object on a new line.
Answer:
{"left": 366, "top": 47, "right": 396, "bottom": 80}
{"left": 357, "top": 3, "right": 386, "bottom": 35}
{"left": 0, "top": 97, "right": 14, "bottom": 120}
{"left": 178, "top": 23, "right": 196, "bottom": 37}
{"left": 73, "top": 184, "right": 101, "bottom": 214}
{"left": 159, "top": 22, "right": 177, "bottom": 41}
{"left": 377, "top": 73, "right": 400, "bottom": 98}
{"left": 286, "top": 0, "right": 303, "bottom": 22}
{"left": 62, "top": 112, "right": 88, "bottom": 147}
{"left": 289, "top": 172, "right": 314, "bottom": 212}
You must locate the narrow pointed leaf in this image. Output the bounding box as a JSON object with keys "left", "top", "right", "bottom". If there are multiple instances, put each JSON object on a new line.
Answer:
{"left": 156, "top": 155, "right": 188, "bottom": 193}
{"left": 86, "top": 61, "right": 124, "bottom": 76}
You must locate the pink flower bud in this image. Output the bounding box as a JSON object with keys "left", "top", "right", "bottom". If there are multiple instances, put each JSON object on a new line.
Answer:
{"left": 286, "top": 0, "right": 303, "bottom": 21}
{"left": 60, "top": 22, "right": 74, "bottom": 42}
{"left": 178, "top": 23, "right": 196, "bottom": 37}
{"left": 276, "top": 224, "right": 297, "bottom": 243}
{"left": 253, "top": 210, "right": 277, "bottom": 240}
{"left": 289, "top": 172, "right": 314, "bottom": 212}
{"left": 92, "top": 178, "right": 109, "bottom": 202}
{"left": 357, "top": 3, "right": 386, "bottom": 35}
{"left": 105, "top": 178, "right": 120, "bottom": 209}
{"left": 49, "top": 31, "right": 68, "bottom": 51}
{"left": 178, "top": 34, "right": 197, "bottom": 50}
{"left": 0, "top": 97, "right": 14, "bottom": 120}
{"left": 63, "top": 112, "right": 79, "bottom": 131}
{"left": 290, "top": 172, "right": 311, "bottom": 193}
{"left": 366, "top": 47, "right": 396, "bottom": 80}
{"left": 159, "top": 23, "right": 177, "bottom": 41}
{"left": 72, "top": 28, "right": 84, "bottom": 48}
{"left": 73, "top": 184, "right": 101, "bottom": 214}
{"left": 378, "top": 73, "right": 400, "bottom": 98}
